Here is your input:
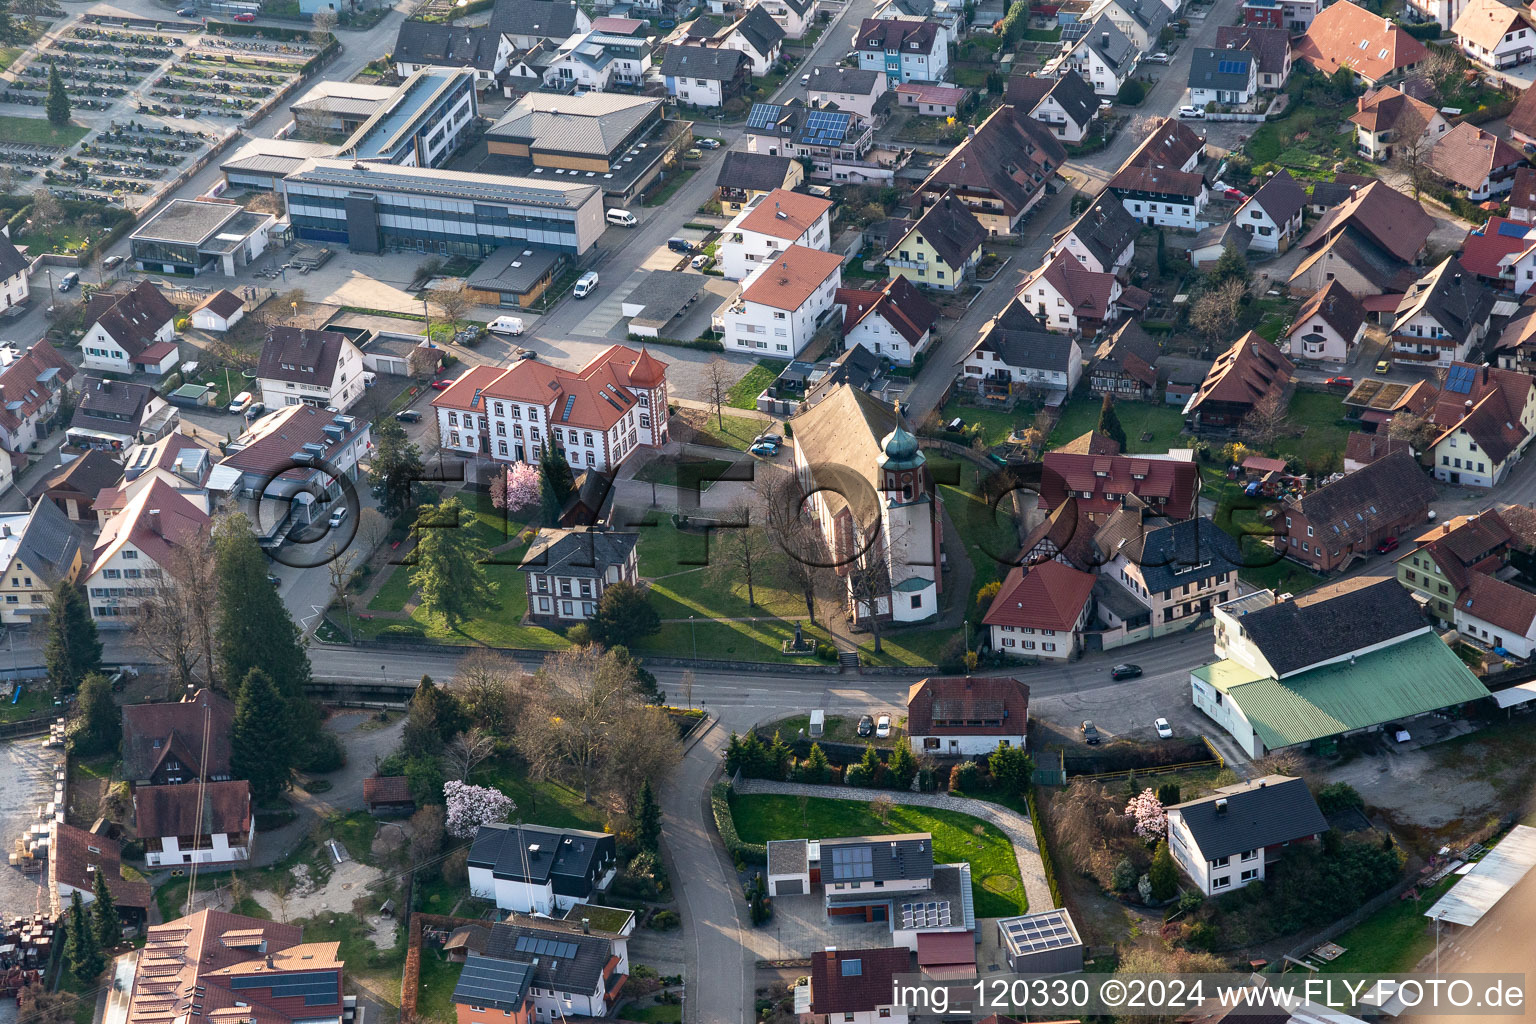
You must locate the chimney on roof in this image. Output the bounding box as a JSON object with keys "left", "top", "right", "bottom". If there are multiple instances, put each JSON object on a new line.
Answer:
{"left": 581, "top": 917, "right": 590, "bottom": 934}
{"left": 1102, "top": 30, "right": 1109, "bottom": 45}
{"left": 1215, "top": 798, "right": 1228, "bottom": 813}
{"left": 0, "top": 525, "right": 8, "bottom": 539}
{"left": 147, "top": 509, "right": 162, "bottom": 535}
{"left": 265, "top": 956, "right": 274, "bottom": 970}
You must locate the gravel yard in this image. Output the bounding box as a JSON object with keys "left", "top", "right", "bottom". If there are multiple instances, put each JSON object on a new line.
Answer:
{"left": 0, "top": 735, "right": 57, "bottom": 921}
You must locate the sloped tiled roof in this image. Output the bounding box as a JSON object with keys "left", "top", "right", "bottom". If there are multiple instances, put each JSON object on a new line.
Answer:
{"left": 392, "top": 20, "right": 503, "bottom": 70}
{"left": 983, "top": 561, "right": 1096, "bottom": 631}
{"left": 1508, "top": 84, "right": 1536, "bottom": 141}
{"left": 89, "top": 477, "right": 211, "bottom": 583}
{"left": 1024, "top": 250, "right": 1118, "bottom": 321}
{"left": 1344, "top": 430, "right": 1414, "bottom": 468}
{"left": 660, "top": 43, "right": 746, "bottom": 80}
{"left": 1458, "top": 572, "right": 1536, "bottom": 636}
{"left": 1239, "top": 168, "right": 1307, "bottom": 228}
{"left": 1348, "top": 85, "right": 1438, "bottom": 136}
{"left": 809, "top": 948, "right": 913, "bottom": 1015}
{"left": 1234, "top": 573, "right": 1430, "bottom": 677}
{"left": 1124, "top": 115, "right": 1206, "bottom": 171}
{"left": 906, "top": 675, "right": 1030, "bottom": 735}
{"left": 1214, "top": 24, "right": 1291, "bottom": 75}
{"left": 1394, "top": 256, "right": 1495, "bottom": 346}
{"left": 1169, "top": 776, "right": 1329, "bottom": 861}
{"left": 917, "top": 105, "right": 1065, "bottom": 220}
{"left": 1189, "top": 46, "right": 1255, "bottom": 92}
{"left": 1284, "top": 449, "right": 1436, "bottom": 554}
{"left": 737, "top": 188, "right": 831, "bottom": 240}
{"left": 135, "top": 779, "right": 251, "bottom": 839}
{"left": 122, "top": 688, "right": 235, "bottom": 783}
{"left": 1185, "top": 332, "right": 1294, "bottom": 413}
{"left": 893, "top": 191, "right": 988, "bottom": 270}
{"left": 967, "top": 301, "right": 1078, "bottom": 374}
{"left": 742, "top": 244, "right": 843, "bottom": 310}
{"left": 48, "top": 821, "right": 152, "bottom": 912}
{"left": 1452, "top": 0, "right": 1535, "bottom": 52}
{"left": 1058, "top": 192, "right": 1139, "bottom": 272}
{"left": 1427, "top": 121, "right": 1525, "bottom": 192}
{"left": 89, "top": 282, "right": 176, "bottom": 360}
{"left": 0, "top": 339, "right": 74, "bottom": 435}
{"left": 855, "top": 16, "right": 938, "bottom": 51}
{"left": 1293, "top": 0, "right": 1429, "bottom": 82}
{"left": 1298, "top": 180, "right": 1433, "bottom": 264}
{"left": 715, "top": 150, "right": 796, "bottom": 192}
{"left": 257, "top": 326, "right": 353, "bottom": 389}
{"left": 517, "top": 528, "right": 637, "bottom": 578}
{"left": 837, "top": 275, "right": 940, "bottom": 344}
{"left": 1092, "top": 320, "right": 1161, "bottom": 388}
{"left": 1290, "top": 279, "right": 1367, "bottom": 344}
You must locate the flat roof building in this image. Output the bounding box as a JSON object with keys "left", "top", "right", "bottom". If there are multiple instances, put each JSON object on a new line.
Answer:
{"left": 282, "top": 157, "right": 605, "bottom": 257}
{"left": 341, "top": 67, "right": 478, "bottom": 169}
{"left": 129, "top": 199, "right": 278, "bottom": 276}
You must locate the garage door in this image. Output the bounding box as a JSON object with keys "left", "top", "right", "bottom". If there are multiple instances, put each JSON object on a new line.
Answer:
{"left": 776, "top": 878, "right": 803, "bottom": 896}
{"left": 376, "top": 357, "right": 407, "bottom": 375}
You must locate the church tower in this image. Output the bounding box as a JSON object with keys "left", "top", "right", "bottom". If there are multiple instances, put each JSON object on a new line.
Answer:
{"left": 876, "top": 408, "right": 941, "bottom": 624}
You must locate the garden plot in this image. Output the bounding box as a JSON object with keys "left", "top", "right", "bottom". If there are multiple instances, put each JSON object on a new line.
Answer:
{"left": 252, "top": 860, "right": 397, "bottom": 947}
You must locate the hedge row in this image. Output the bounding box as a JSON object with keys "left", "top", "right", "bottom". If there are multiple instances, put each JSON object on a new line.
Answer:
{"left": 710, "top": 781, "right": 767, "bottom": 865}
{"left": 1027, "top": 787, "right": 1064, "bottom": 909}
{"left": 626, "top": 333, "right": 725, "bottom": 352}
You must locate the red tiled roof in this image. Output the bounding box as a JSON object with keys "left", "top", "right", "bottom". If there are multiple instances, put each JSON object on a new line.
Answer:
{"left": 432, "top": 345, "right": 664, "bottom": 433}
{"left": 48, "top": 821, "right": 153, "bottom": 911}
{"left": 906, "top": 675, "right": 1030, "bottom": 736}
{"left": 741, "top": 244, "right": 844, "bottom": 310}
{"left": 1348, "top": 85, "right": 1437, "bottom": 135}
{"left": 1293, "top": 0, "right": 1428, "bottom": 82}
{"left": 363, "top": 776, "right": 413, "bottom": 805}
{"left": 1023, "top": 250, "right": 1119, "bottom": 321}
{"left": 836, "top": 275, "right": 940, "bottom": 345}
{"left": 1344, "top": 431, "right": 1414, "bottom": 467}
{"left": 809, "top": 947, "right": 912, "bottom": 1015}
{"left": 736, "top": 188, "right": 831, "bottom": 240}
{"left": 1040, "top": 432, "right": 1200, "bottom": 519}
{"left": 89, "top": 478, "right": 211, "bottom": 582}
{"left": 1458, "top": 572, "right": 1536, "bottom": 636}
{"left": 982, "top": 561, "right": 1096, "bottom": 631}
{"left": 917, "top": 930, "right": 977, "bottom": 968}
{"left": 1185, "top": 331, "right": 1294, "bottom": 413}
{"left": 1427, "top": 122, "right": 1525, "bottom": 192}
{"left": 134, "top": 779, "right": 251, "bottom": 840}
{"left": 0, "top": 340, "right": 75, "bottom": 435}
{"left": 1108, "top": 163, "right": 1205, "bottom": 199}
{"left": 1460, "top": 216, "right": 1536, "bottom": 279}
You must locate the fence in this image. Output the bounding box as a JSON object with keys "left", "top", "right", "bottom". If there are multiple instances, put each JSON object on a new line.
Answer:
{"left": 0, "top": 714, "right": 53, "bottom": 739}
{"left": 1069, "top": 737, "right": 1224, "bottom": 782}
{"left": 1277, "top": 869, "right": 1428, "bottom": 966}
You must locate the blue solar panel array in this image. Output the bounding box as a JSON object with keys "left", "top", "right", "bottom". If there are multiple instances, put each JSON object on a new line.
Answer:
{"left": 1498, "top": 220, "right": 1533, "bottom": 238}
{"left": 798, "top": 110, "right": 851, "bottom": 144}
{"left": 229, "top": 971, "right": 338, "bottom": 1007}
{"left": 1216, "top": 59, "right": 1248, "bottom": 74}
{"left": 746, "top": 103, "right": 783, "bottom": 130}
{"left": 1446, "top": 363, "right": 1477, "bottom": 394}
{"left": 513, "top": 935, "right": 578, "bottom": 959}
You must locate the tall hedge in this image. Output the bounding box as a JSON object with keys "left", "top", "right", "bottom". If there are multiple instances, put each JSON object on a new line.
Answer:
{"left": 710, "top": 782, "right": 767, "bottom": 864}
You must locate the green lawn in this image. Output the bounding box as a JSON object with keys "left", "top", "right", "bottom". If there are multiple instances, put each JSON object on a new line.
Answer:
{"left": 638, "top": 519, "right": 807, "bottom": 619}
{"left": 367, "top": 564, "right": 415, "bottom": 611}
{"left": 731, "top": 793, "right": 1028, "bottom": 917}
{"left": 632, "top": 456, "right": 733, "bottom": 490}
{"left": 682, "top": 410, "right": 765, "bottom": 450}
{"left": 323, "top": 811, "right": 378, "bottom": 862}
{"left": 0, "top": 114, "right": 89, "bottom": 147}
{"left": 472, "top": 756, "right": 609, "bottom": 831}
{"left": 727, "top": 359, "right": 787, "bottom": 409}
{"left": 0, "top": 684, "right": 49, "bottom": 723}
{"left": 932, "top": 455, "right": 1017, "bottom": 614}
{"left": 1211, "top": 483, "right": 1326, "bottom": 595}
{"left": 1273, "top": 391, "right": 1352, "bottom": 470}
{"left": 0, "top": 46, "right": 24, "bottom": 73}
{"left": 416, "top": 951, "right": 463, "bottom": 1024}
{"left": 940, "top": 399, "right": 1021, "bottom": 447}
{"left": 1316, "top": 876, "right": 1457, "bottom": 974}
{"left": 1049, "top": 398, "right": 1189, "bottom": 452}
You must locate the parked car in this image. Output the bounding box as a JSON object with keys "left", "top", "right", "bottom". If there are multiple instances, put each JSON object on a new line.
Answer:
{"left": 1325, "top": 376, "right": 1354, "bottom": 388}
{"left": 1376, "top": 359, "right": 1392, "bottom": 374}
{"left": 233, "top": 11, "right": 255, "bottom": 20}
{"left": 1144, "top": 51, "right": 1170, "bottom": 63}
{"left": 1080, "top": 720, "right": 1100, "bottom": 744}
{"left": 1110, "top": 663, "right": 1142, "bottom": 680}
{"left": 875, "top": 713, "right": 891, "bottom": 739}
{"left": 684, "top": 147, "right": 704, "bottom": 161}
{"left": 1155, "top": 717, "right": 1173, "bottom": 739}
{"left": 244, "top": 401, "right": 265, "bottom": 417}
{"left": 1376, "top": 535, "right": 1400, "bottom": 554}
{"left": 573, "top": 271, "right": 599, "bottom": 298}
{"left": 176, "top": 5, "right": 196, "bottom": 14}
{"left": 266, "top": 574, "right": 281, "bottom": 588}
{"left": 329, "top": 506, "right": 349, "bottom": 528}
{"left": 749, "top": 441, "right": 778, "bottom": 457}
{"left": 227, "top": 391, "right": 253, "bottom": 414}
{"left": 429, "top": 378, "right": 453, "bottom": 390}
{"left": 667, "top": 237, "right": 695, "bottom": 254}
{"left": 488, "top": 315, "right": 525, "bottom": 335}
{"left": 857, "top": 714, "right": 874, "bottom": 737}
{"left": 395, "top": 410, "right": 423, "bottom": 423}
{"left": 1223, "top": 187, "right": 1247, "bottom": 200}
{"left": 755, "top": 432, "right": 783, "bottom": 446}
{"left": 690, "top": 253, "right": 712, "bottom": 270}
{"left": 800, "top": 73, "right": 811, "bottom": 85}
{"left": 102, "top": 255, "right": 124, "bottom": 269}
{"left": 58, "top": 272, "right": 79, "bottom": 292}
{"left": 1178, "top": 105, "right": 1205, "bottom": 119}
{"left": 696, "top": 137, "right": 722, "bottom": 150}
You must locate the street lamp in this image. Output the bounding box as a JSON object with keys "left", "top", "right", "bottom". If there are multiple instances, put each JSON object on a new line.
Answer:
{"left": 689, "top": 614, "right": 697, "bottom": 660}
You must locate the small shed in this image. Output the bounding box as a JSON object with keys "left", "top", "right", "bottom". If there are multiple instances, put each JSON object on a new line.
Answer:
{"left": 997, "top": 907, "right": 1084, "bottom": 974}
{"left": 766, "top": 838, "right": 811, "bottom": 896}
{"left": 363, "top": 776, "right": 416, "bottom": 817}
{"left": 190, "top": 290, "right": 246, "bottom": 333}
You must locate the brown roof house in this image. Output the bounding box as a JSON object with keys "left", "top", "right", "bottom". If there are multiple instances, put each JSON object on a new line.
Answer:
{"left": 29, "top": 449, "right": 123, "bottom": 524}
{"left": 1282, "top": 279, "right": 1368, "bottom": 364}
{"left": 1232, "top": 169, "right": 1308, "bottom": 254}
{"left": 886, "top": 190, "right": 989, "bottom": 292}
{"left": 836, "top": 275, "right": 941, "bottom": 366}
{"left": 1182, "top": 332, "right": 1295, "bottom": 430}
{"left": 800, "top": 947, "right": 914, "bottom": 1023}
{"left": 1039, "top": 429, "right": 1200, "bottom": 522}
{"left": 48, "top": 821, "right": 152, "bottom": 926}
{"left": 914, "top": 105, "right": 1066, "bottom": 234}
{"left": 1277, "top": 448, "right": 1436, "bottom": 571}
{"left": 362, "top": 776, "right": 416, "bottom": 817}
{"left": 1426, "top": 122, "right": 1526, "bottom": 201}
{"left": 1293, "top": 0, "right": 1428, "bottom": 84}
{"left": 1454, "top": 572, "right": 1536, "bottom": 658}
{"left": 1089, "top": 320, "right": 1162, "bottom": 402}
{"left": 906, "top": 675, "right": 1030, "bottom": 756}
{"left": 1050, "top": 192, "right": 1140, "bottom": 278}
{"left": 1018, "top": 250, "right": 1124, "bottom": 336}
{"left": 189, "top": 290, "right": 246, "bottom": 333}
{"left": 1290, "top": 180, "right": 1434, "bottom": 296}
{"left": 1348, "top": 85, "right": 1448, "bottom": 163}
{"left": 1214, "top": 24, "right": 1293, "bottom": 89}
{"left": 1509, "top": 86, "right": 1536, "bottom": 150}
{"left": 0, "top": 339, "right": 75, "bottom": 461}
{"left": 1452, "top": 0, "right": 1536, "bottom": 70}
{"left": 81, "top": 281, "right": 180, "bottom": 377}
{"left": 1423, "top": 362, "right": 1536, "bottom": 489}
{"left": 257, "top": 325, "right": 368, "bottom": 415}
{"left": 1390, "top": 256, "right": 1495, "bottom": 369}
{"left": 1344, "top": 430, "right": 1416, "bottom": 473}
{"left": 122, "top": 688, "right": 255, "bottom": 868}
{"left": 1395, "top": 503, "right": 1536, "bottom": 622}
{"left": 983, "top": 559, "right": 1098, "bottom": 662}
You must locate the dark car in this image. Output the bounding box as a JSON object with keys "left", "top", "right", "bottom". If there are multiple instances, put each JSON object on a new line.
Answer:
{"left": 1376, "top": 535, "right": 1400, "bottom": 554}
{"left": 666, "top": 237, "right": 694, "bottom": 254}
{"left": 1080, "top": 720, "right": 1101, "bottom": 745}
{"left": 395, "top": 410, "right": 423, "bottom": 423}
{"left": 857, "top": 714, "right": 874, "bottom": 737}
{"left": 1111, "top": 663, "right": 1143, "bottom": 681}
{"left": 102, "top": 255, "right": 125, "bottom": 269}
{"left": 266, "top": 574, "right": 281, "bottom": 587}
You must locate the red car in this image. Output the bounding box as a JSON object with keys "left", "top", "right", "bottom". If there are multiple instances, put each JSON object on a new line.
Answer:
{"left": 233, "top": 11, "right": 255, "bottom": 20}
{"left": 1325, "top": 376, "right": 1354, "bottom": 388}
{"left": 429, "top": 378, "right": 453, "bottom": 390}
{"left": 1223, "top": 187, "right": 1247, "bottom": 200}
{"left": 1375, "top": 535, "right": 1400, "bottom": 555}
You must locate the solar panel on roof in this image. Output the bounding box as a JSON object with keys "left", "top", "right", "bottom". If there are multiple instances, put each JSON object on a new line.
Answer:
{"left": 1216, "top": 59, "right": 1247, "bottom": 74}
{"left": 1447, "top": 363, "right": 1476, "bottom": 394}
{"left": 1497, "top": 221, "right": 1532, "bottom": 237}
{"left": 828, "top": 844, "right": 873, "bottom": 879}
{"left": 746, "top": 103, "right": 782, "bottom": 130}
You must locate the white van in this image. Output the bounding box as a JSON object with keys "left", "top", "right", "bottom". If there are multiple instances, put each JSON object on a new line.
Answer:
{"left": 809, "top": 709, "right": 825, "bottom": 738}
{"left": 573, "top": 271, "right": 599, "bottom": 299}
{"left": 488, "top": 315, "right": 525, "bottom": 335}
{"left": 606, "top": 208, "right": 637, "bottom": 227}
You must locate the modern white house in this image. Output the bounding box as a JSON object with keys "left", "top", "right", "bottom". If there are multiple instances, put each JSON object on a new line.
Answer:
{"left": 836, "top": 276, "right": 940, "bottom": 366}
{"left": 516, "top": 528, "right": 639, "bottom": 624}
{"left": 1166, "top": 776, "right": 1328, "bottom": 895}
{"left": 189, "top": 290, "right": 246, "bottom": 333}
{"left": 717, "top": 188, "right": 833, "bottom": 281}
{"left": 1233, "top": 169, "right": 1308, "bottom": 253}
{"left": 1060, "top": 18, "right": 1139, "bottom": 97}
{"left": 905, "top": 675, "right": 1030, "bottom": 755}
{"left": 1282, "top": 279, "right": 1368, "bottom": 363}
{"left": 81, "top": 282, "right": 179, "bottom": 376}
{"left": 455, "top": 924, "right": 631, "bottom": 1022}
{"left": 84, "top": 478, "right": 210, "bottom": 627}
{"left": 983, "top": 560, "right": 1097, "bottom": 660}
{"left": 960, "top": 302, "right": 1084, "bottom": 395}
{"left": 467, "top": 822, "right": 618, "bottom": 914}
{"left": 1453, "top": 0, "right": 1536, "bottom": 69}
{"left": 804, "top": 65, "right": 888, "bottom": 118}
{"left": 1187, "top": 47, "right": 1258, "bottom": 106}
{"left": 1454, "top": 572, "right": 1536, "bottom": 657}
{"left": 719, "top": 245, "right": 844, "bottom": 358}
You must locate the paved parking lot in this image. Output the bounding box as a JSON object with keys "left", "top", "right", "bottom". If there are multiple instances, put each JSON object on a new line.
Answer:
{"left": 753, "top": 892, "right": 895, "bottom": 960}
{"left": 0, "top": 734, "right": 58, "bottom": 922}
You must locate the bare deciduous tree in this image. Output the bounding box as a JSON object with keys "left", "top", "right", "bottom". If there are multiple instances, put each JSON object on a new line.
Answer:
{"left": 309, "top": 8, "right": 337, "bottom": 46}
{"left": 679, "top": 668, "right": 695, "bottom": 710}
{"left": 1240, "top": 389, "right": 1290, "bottom": 449}
{"left": 707, "top": 503, "right": 774, "bottom": 607}
{"left": 704, "top": 358, "right": 729, "bottom": 430}
{"left": 1389, "top": 118, "right": 1438, "bottom": 201}
{"left": 847, "top": 555, "right": 891, "bottom": 654}
{"left": 1190, "top": 278, "right": 1247, "bottom": 343}
{"left": 761, "top": 475, "right": 835, "bottom": 624}
{"left": 1388, "top": 411, "right": 1438, "bottom": 451}
{"left": 455, "top": 647, "right": 522, "bottom": 735}
{"left": 444, "top": 725, "right": 496, "bottom": 781}
{"left": 515, "top": 646, "right": 681, "bottom": 805}
{"left": 1405, "top": 46, "right": 1462, "bottom": 101}
{"left": 429, "top": 285, "right": 472, "bottom": 326}
{"left": 134, "top": 526, "right": 219, "bottom": 690}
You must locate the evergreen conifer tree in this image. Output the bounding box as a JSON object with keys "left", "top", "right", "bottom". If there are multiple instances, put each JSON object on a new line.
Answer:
{"left": 45, "top": 581, "right": 101, "bottom": 695}
{"left": 46, "top": 64, "right": 70, "bottom": 127}
{"left": 635, "top": 779, "right": 661, "bottom": 854}
{"left": 90, "top": 870, "right": 121, "bottom": 951}
{"left": 231, "top": 668, "right": 293, "bottom": 804}
{"left": 1097, "top": 394, "right": 1128, "bottom": 451}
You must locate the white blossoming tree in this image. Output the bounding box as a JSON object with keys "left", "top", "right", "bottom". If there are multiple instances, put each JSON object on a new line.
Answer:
{"left": 1125, "top": 788, "right": 1167, "bottom": 844}
{"left": 444, "top": 780, "right": 515, "bottom": 838}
